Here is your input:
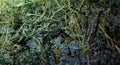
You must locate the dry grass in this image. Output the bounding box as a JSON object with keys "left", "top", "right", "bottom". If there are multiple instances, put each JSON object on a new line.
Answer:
{"left": 0, "top": 0, "right": 120, "bottom": 65}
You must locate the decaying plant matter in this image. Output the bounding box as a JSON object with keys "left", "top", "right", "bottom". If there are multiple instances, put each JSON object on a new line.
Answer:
{"left": 0, "top": 0, "right": 120, "bottom": 65}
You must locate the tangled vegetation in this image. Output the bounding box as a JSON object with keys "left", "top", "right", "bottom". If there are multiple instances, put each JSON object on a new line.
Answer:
{"left": 0, "top": 0, "right": 120, "bottom": 65}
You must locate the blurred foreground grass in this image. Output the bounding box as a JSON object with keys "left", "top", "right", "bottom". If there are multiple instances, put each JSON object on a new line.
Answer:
{"left": 0, "top": 0, "right": 120, "bottom": 65}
